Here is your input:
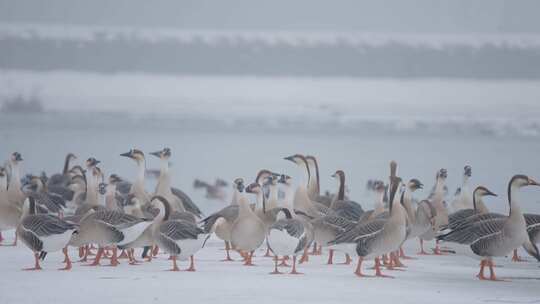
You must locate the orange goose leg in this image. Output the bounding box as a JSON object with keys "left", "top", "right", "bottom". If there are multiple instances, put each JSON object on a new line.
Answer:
{"left": 374, "top": 257, "right": 394, "bottom": 278}
{"left": 327, "top": 249, "right": 334, "bottom": 265}
{"left": 299, "top": 248, "right": 309, "bottom": 264}
{"left": 59, "top": 247, "right": 72, "bottom": 270}
{"left": 221, "top": 241, "right": 234, "bottom": 262}
{"left": 185, "top": 256, "right": 196, "bottom": 271}
{"left": 511, "top": 249, "right": 526, "bottom": 262}
{"left": 85, "top": 248, "right": 104, "bottom": 266}
{"left": 278, "top": 255, "right": 290, "bottom": 267}
{"left": 168, "top": 256, "right": 180, "bottom": 271}
{"left": 354, "top": 257, "right": 370, "bottom": 277}
{"left": 108, "top": 247, "right": 119, "bottom": 266}
{"left": 243, "top": 251, "right": 256, "bottom": 266}
{"left": 23, "top": 252, "right": 42, "bottom": 271}
{"left": 418, "top": 239, "right": 429, "bottom": 255}
{"left": 476, "top": 260, "right": 487, "bottom": 280}
{"left": 290, "top": 256, "right": 303, "bottom": 274}
{"left": 270, "top": 255, "right": 283, "bottom": 274}
{"left": 487, "top": 260, "right": 505, "bottom": 281}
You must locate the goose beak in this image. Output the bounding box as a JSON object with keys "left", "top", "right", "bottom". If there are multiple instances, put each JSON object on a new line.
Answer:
{"left": 283, "top": 155, "right": 295, "bottom": 162}
{"left": 120, "top": 151, "right": 133, "bottom": 158}
{"left": 528, "top": 178, "right": 540, "bottom": 186}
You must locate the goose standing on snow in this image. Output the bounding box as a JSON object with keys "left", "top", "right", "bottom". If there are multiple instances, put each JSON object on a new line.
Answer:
{"left": 330, "top": 170, "right": 364, "bottom": 222}
{"left": 397, "top": 178, "right": 425, "bottom": 258}
{"left": 151, "top": 195, "right": 209, "bottom": 271}
{"left": 0, "top": 166, "right": 22, "bottom": 245}
{"left": 329, "top": 172, "right": 407, "bottom": 278}
{"left": 230, "top": 177, "right": 266, "bottom": 266}
{"left": 200, "top": 178, "right": 244, "bottom": 261}
{"left": 16, "top": 196, "right": 77, "bottom": 270}
{"left": 440, "top": 175, "right": 540, "bottom": 280}
{"left": 450, "top": 165, "right": 473, "bottom": 212}
{"left": 266, "top": 207, "right": 311, "bottom": 274}
{"left": 419, "top": 168, "right": 449, "bottom": 255}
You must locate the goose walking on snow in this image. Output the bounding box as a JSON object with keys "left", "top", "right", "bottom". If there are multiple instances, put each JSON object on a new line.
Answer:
{"left": 17, "top": 196, "right": 77, "bottom": 270}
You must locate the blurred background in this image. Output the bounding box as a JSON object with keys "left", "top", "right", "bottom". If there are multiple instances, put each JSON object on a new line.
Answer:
{"left": 1, "top": 0, "right": 540, "bottom": 213}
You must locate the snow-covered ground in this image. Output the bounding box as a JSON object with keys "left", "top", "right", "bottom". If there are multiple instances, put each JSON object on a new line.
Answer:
{"left": 0, "top": 233, "right": 539, "bottom": 304}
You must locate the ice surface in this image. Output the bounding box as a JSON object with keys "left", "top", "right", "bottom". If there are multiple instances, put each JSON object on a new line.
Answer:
{"left": 0, "top": 233, "right": 539, "bottom": 304}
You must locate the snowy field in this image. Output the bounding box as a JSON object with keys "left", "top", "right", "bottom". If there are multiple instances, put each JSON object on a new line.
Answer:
{"left": 0, "top": 233, "right": 539, "bottom": 304}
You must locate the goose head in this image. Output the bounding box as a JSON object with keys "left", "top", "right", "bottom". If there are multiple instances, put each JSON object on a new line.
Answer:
{"left": 22, "top": 175, "right": 44, "bottom": 193}
{"left": 464, "top": 165, "right": 472, "bottom": 178}
{"left": 85, "top": 157, "right": 100, "bottom": 169}
{"left": 473, "top": 186, "right": 497, "bottom": 212}
{"left": 120, "top": 149, "right": 145, "bottom": 164}
{"left": 407, "top": 178, "right": 423, "bottom": 192}
{"left": 10, "top": 152, "right": 23, "bottom": 164}
{"left": 374, "top": 181, "right": 386, "bottom": 194}
{"left": 437, "top": 168, "right": 448, "bottom": 181}
{"left": 150, "top": 147, "right": 171, "bottom": 160}
{"left": 255, "top": 169, "right": 273, "bottom": 185}
{"left": 509, "top": 174, "right": 540, "bottom": 189}
{"left": 233, "top": 178, "right": 245, "bottom": 193}
{"left": 108, "top": 174, "right": 122, "bottom": 185}
{"left": 66, "top": 153, "right": 77, "bottom": 162}
{"left": 284, "top": 154, "right": 307, "bottom": 167}
{"left": 278, "top": 174, "right": 292, "bottom": 186}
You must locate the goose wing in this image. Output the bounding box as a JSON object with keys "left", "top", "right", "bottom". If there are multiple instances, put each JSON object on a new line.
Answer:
{"left": 171, "top": 187, "right": 203, "bottom": 217}
{"left": 200, "top": 205, "right": 239, "bottom": 232}
{"left": 333, "top": 200, "right": 364, "bottom": 221}
{"left": 329, "top": 218, "right": 385, "bottom": 245}
{"left": 161, "top": 220, "right": 205, "bottom": 241}
{"left": 524, "top": 213, "right": 540, "bottom": 242}
{"left": 469, "top": 218, "right": 506, "bottom": 256}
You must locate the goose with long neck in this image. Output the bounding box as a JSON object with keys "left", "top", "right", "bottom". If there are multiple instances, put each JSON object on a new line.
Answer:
{"left": 230, "top": 178, "right": 266, "bottom": 266}
{"left": 47, "top": 153, "right": 77, "bottom": 187}
{"left": 150, "top": 195, "right": 209, "bottom": 271}
{"left": 16, "top": 195, "right": 78, "bottom": 270}
{"left": 329, "top": 170, "right": 364, "bottom": 221}
{"left": 419, "top": 168, "right": 449, "bottom": 255}
{"left": 150, "top": 148, "right": 185, "bottom": 212}
{"left": 329, "top": 173, "right": 407, "bottom": 278}
{"left": 451, "top": 165, "right": 473, "bottom": 212}
{"left": 284, "top": 154, "right": 328, "bottom": 219}
{"left": 444, "top": 186, "right": 496, "bottom": 232}
{"left": 441, "top": 175, "right": 540, "bottom": 280}
{"left": 120, "top": 149, "right": 150, "bottom": 204}
{"left": 7, "top": 152, "right": 25, "bottom": 208}
{"left": 0, "top": 166, "right": 22, "bottom": 246}
{"left": 305, "top": 155, "right": 332, "bottom": 206}
{"left": 200, "top": 178, "right": 244, "bottom": 261}
{"left": 74, "top": 158, "right": 101, "bottom": 216}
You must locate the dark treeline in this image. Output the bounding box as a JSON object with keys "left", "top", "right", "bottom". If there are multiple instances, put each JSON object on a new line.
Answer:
{"left": 2, "top": 35, "right": 540, "bottom": 78}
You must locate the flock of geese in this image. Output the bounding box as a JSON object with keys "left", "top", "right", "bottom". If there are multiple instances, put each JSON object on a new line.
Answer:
{"left": 0, "top": 150, "right": 539, "bottom": 281}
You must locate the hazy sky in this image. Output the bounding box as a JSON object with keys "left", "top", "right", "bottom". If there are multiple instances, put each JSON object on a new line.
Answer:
{"left": 1, "top": 0, "right": 539, "bottom": 33}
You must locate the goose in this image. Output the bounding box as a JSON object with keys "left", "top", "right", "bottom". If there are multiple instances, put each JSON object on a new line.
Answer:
{"left": 69, "top": 206, "right": 153, "bottom": 266}
{"left": 151, "top": 195, "right": 209, "bottom": 271}
{"left": 330, "top": 170, "right": 364, "bottom": 221}
{"left": 230, "top": 177, "right": 266, "bottom": 266}
{"left": 443, "top": 186, "right": 497, "bottom": 233}
{"left": 450, "top": 165, "right": 473, "bottom": 212}
{"left": 397, "top": 178, "right": 425, "bottom": 258}
{"left": 266, "top": 208, "right": 311, "bottom": 274}
{"left": 46, "top": 153, "right": 77, "bottom": 188}
{"left": 150, "top": 147, "right": 201, "bottom": 218}
{"left": 193, "top": 178, "right": 228, "bottom": 201}
{"left": 284, "top": 154, "right": 331, "bottom": 220}
{"left": 524, "top": 213, "right": 540, "bottom": 252}
{"left": 305, "top": 155, "right": 332, "bottom": 206}
{"left": 0, "top": 166, "right": 22, "bottom": 245}
{"left": 105, "top": 174, "right": 124, "bottom": 211}
{"left": 439, "top": 175, "right": 540, "bottom": 280}
{"left": 23, "top": 176, "right": 66, "bottom": 215}
{"left": 419, "top": 168, "right": 449, "bottom": 255}
{"left": 329, "top": 174, "right": 407, "bottom": 278}
{"left": 74, "top": 158, "right": 102, "bottom": 216}
{"left": 16, "top": 196, "right": 78, "bottom": 270}
{"left": 7, "top": 152, "right": 25, "bottom": 209}
{"left": 120, "top": 149, "right": 151, "bottom": 204}
{"left": 200, "top": 178, "right": 243, "bottom": 261}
